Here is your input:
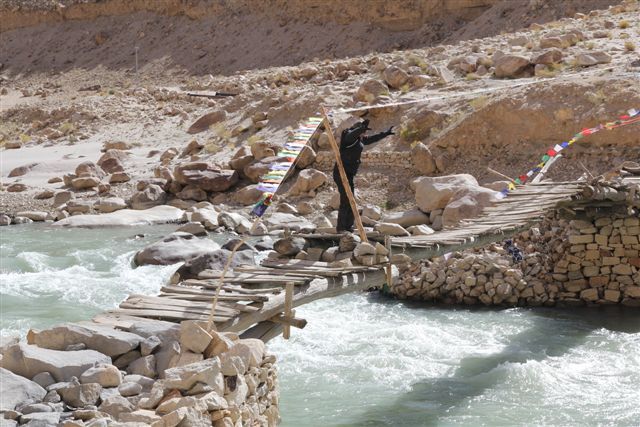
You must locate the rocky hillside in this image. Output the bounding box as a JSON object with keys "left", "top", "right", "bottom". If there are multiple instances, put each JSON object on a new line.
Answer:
{"left": 0, "top": 0, "right": 638, "bottom": 221}
{"left": 0, "top": 0, "right": 620, "bottom": 75}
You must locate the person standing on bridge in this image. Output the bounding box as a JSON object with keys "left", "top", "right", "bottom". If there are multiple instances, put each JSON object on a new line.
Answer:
{"left": 334, "top": 118, "right": 394, "bottom": 233}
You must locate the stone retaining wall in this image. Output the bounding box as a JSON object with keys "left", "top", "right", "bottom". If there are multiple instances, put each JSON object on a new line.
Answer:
{"left": 0, "top": 320, "right": 279, "bottom": 426}
{"left": 314, "top": 150, "right": 414, "bottom": 171}
{"left": 391, "top": 212, "right": 640, "bottom": 307}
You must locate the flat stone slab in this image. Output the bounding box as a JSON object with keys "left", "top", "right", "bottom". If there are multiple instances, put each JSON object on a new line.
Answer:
{"left": 0, "top": 367, "right": 46, "bottom": 410}
{"left": 30, "top": 323, "right": 143, "bottom": 358}
{"left": 53, "top": 205, "right": 184, "bottom": 228}
{"left": 1, "top": 342, "right": 111, "bottom": 382}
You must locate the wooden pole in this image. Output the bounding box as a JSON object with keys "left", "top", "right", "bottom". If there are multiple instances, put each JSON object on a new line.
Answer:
{"left": 321, "top": 106, "right": 368, "bottom": 242}
{"left": 282, "top": 282, "right": 294, "bottom": 339}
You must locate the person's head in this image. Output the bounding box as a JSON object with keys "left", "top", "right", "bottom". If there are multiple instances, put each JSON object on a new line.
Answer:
{"left": 346, "top": 119, "right": 370, "bottom": 138}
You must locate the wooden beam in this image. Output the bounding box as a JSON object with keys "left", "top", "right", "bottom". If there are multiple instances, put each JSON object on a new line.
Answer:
{"left": 321, "top": 106, "right": 368, "bottom": 242}
{"left": 282, "top": 282, "right": 294, "bottom": 339}
{"left": 270, "top": 313, "right": 307, "bottom": 330}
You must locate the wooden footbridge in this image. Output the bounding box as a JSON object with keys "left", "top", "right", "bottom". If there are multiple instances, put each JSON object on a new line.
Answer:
{"left": 88, "top": 176, "right": 638, "bottom": 342}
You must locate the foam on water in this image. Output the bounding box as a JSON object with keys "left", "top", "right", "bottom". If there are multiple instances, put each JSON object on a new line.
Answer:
{"left": 272, "top": 294, "right": 640, "bottom": 426}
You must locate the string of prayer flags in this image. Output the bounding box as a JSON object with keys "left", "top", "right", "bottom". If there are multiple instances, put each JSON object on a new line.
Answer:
{"left": 499, "top": 108, "right": 640, "bottom": 198}
{"left": 251, "top": 116, "right": 324, "bottom": 217}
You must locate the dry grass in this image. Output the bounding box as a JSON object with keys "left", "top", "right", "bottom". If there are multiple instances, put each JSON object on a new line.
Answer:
{"left": 625, "top": 41, "right": 636, "bottom": 51}
{"left": 469, "top": 95, "right": 489, "bottom": 110}
{"left": 619, "top": 20, "right": 630, "bottom": 29}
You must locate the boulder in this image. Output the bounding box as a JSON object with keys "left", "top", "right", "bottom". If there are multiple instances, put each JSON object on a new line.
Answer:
{"left": 6, "top": 183, "right": 28, "bottom": 192}
{"left": 30, "top": 323, "right": 142, "bottom": 357}
{"left": 180, "top": 321, "right": 212, "bottom": 354}
{"left": 218, "top": 212, "right": 252, "bottom": 232}
{"left": 0, "top": 343, "right": 111, "bottom": 382}
{"left": 127, "top": 355, "right": 156, "bottom": 378}
{"left": 133, "top": 232, "right": 221, "bottom": 266}
{"left": 289, "top": 168, "right": 327, "bottom": 195}
{"left": 338, "top": 233, "right": 360, "bottom": 252}
{"left": 293, "top": 145, "right": 316, "bottom": 170}
{"left": 362, "top": 205, "right": 382, "bottom": 221}
{"left": 413, "top": 174, "right": 479, "bottom": 212}
{"left": 79, "top": 365, "right": 122, "bottom": 387}
{"left": 66, "top": 200, "right": 92, "bottom": 214}
{"left": 575, "top": 51, "right": 611, "bottom": 66}
{"left": 191, "top": 208, "right": 220, "bottom": 230}
{"left": 94, "top": 197, "right": 127, "bottom": 213}
{"left": 129, "top": 184, "right": 167, "bottom": 210}
{"left": 15, "top": 211, "right": 48, "bottom": 222}
{"left": 174, "top": 162, "right": 239, "bottom": 192}
{"left": 0, "top": 214, "right": 10, "bottom": 226}
{"left": 243, "top": 156, "right": 280, "bottom": 183}
{"left": 98, "top": 395, "right": 135, "bottom": 419}
{"left": 60, "top": 381, "right": 102, "bottom": 407}
{"left": 232, "top": 185, "right": 263, "bottom": 205}
{"left": 531, "top": 49, "right": 563, "bottom": 65}
{"left": 262, "top": 212, "right": 316, "bottom": 232}
{"left": 97, "top": 150, "right": 127, "bottom": 174}
{"left": 407, "top": 224, "right": 435, "bottom": 235}
{"left": 383, "top": 66, "right": 410, "bottom": 89}
{"left": 8, "top": 163, "right": 39, "bottom": 177}
{"left": 382, "top": 209, "right": 430, "bottom": 227}
{"left": 354, "top": 79, "right": 388, "bottom": 103}
{"left": 374, "top": 222, "right": 410, "bottom": 236}
{"left": 52, "top": 191, "right": 73, "bottom": 208}
{"left": 175, "top": 249, "right": 255, "bottom": 280}
{"left": 176, "top": 185, "right": 208, "bottom": 201}
{"left": 411, "top": 142, "right": 436, "bottom": 175}
{"left": 75, "top": 161, "right": 104, "bottom": 178}
{"left": 493, "top": 55, "right": 532, "bottom": 78}
{"left": 442, "top": 186, "right": 500, "bottom": 227}
{"left": 54, "top": 205, "right": 184, "bottom": 228}
{"left": 164, "top": 358, "right": 222, "bottom": 391}
{"left": 176, "top": 222, "right": 207, "bottom": 236}
{"left": 273, "top": 237, "right": 307, "bottom": 256}
{"left": 186, "top": 110, "right": 226, "bottom": 134}
{"left": 180, "top": 140, "right": 203, "bottom": 158}
{"left": 34, "top": 190, "right": 54, "bottom": 200}
{"left": 71, "top": 176, "right": 101, "bottom": 190}
{"left": 250, "top": 141, "right": 277, "bottom": 161}
{"left": 0, "top": 368, "right": 46, "bottom": 410}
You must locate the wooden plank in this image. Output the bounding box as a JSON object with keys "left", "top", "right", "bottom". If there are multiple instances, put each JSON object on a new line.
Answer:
{"left": 160, "top": 291, "right": 268, "bottom": 303}
{"left": 161, "top": 285, "right": 271, "bottom": 300}
{"left": 108, "top": 309, "right": 227, "bottom": 322}
{"left": 119, "top": 300, "right": 237, "bottom": 317}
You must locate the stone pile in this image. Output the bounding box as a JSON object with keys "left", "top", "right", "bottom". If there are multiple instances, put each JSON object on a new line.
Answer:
{"left": 0, "top": 320, "right": 279, "bottom": 426}
{"left": 313, "top": 151, "right": 413, "bottom": 171}
{"left": 391, "top": 212, "right": 640, "bottom": 307}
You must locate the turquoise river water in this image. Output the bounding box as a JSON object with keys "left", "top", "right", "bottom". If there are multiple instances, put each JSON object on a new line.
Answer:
{"left": 1, "top": 224, "right": 639, "bottom": 426}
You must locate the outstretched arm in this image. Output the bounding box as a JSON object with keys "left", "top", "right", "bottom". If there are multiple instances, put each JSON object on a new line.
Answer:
{"left": 361, "top": 126, "right": 395, "bottom": 145}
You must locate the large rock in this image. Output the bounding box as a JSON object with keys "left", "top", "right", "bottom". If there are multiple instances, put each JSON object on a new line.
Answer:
{"left": 383, "top": 65, "right": 410, "bottom": 89}
{"left": 354, "top": 79, "right": 388, "bottom": 103}
{"left": 531, "top": 49, "right": 563, "bottom": 65}
{"left": 97, "top": 150, "right": 127, "bottom": 174}
{"left": 218, "top": 212, "right": 252, "bottom": 233}
{"left": 250, "top": 141, "right": 277, "bottom": 161}
{"left": 94, "top": 197, "right": 127, "bottom": 213}
{"left": 575, "top": 51, "right": 612, "bottom": 67}
{"left": 220, "top": 339, "right": 264, "bottom": 370}
{"left": 411, "top": 142, "right": 436, "bottom": 175}
{"left": 75, "top": 161, "right": 104, "bottom": 178}
{"left": 0, "top": 342, "right": 111, "bottom": 382}
{"left": 493, "top": 55, "right": 532, "bottom": 78}
{"left": 164, "top": 358, "right": 223, "bottom": 391}
{"left": 232, "top": 185, "right": 263, "bottom": 205}
{"left": 273, "top": 237, "right": 307, "bottom": 256}
{"left": 243, "top": 156, "right": 280, "bottom": 183}
{"left": 71, "top": 176, "right": 101, "bottom": 190}
{"left": 30, "top": 323, "right": 142, "bottom": 358}
{"left": 289, "top": 168, "right": 327, "bottom": 195}
{"left": 15, "top": 211, "right": 48, "bottom": 222}
{"left": 129, "top": 184, "right": 167, "bottom": 210}
{"left": 54, "top": 205, "right": 184, "bottom": 228}
{"left": 60, "top": 381, "right": 102, "bottom": 407}
{"left": 191, "top": 208, "right": 220, "bottom": 230}
{"left": 134, "top": 232, "right": 220, "bottom": 266}
{"left": 80, "top": 364, "right": 122, "bottom": 387}
{"left": 413, "top": 174, "right": 479, "bottom": 212}
{"left": 382, "top": 209, "right": 430, "bottom": 227}
{"left": 262, "top": 212, "right": 315, "bottom": 232}
{"left": 374, "top": 222, "right": 410, "bottom": 236}
{"left": 52, "top": 191, "right": 74, "bottom": 207}
{"left": 8, "top": 163, "right": 39, "bottom": 177}
{"left": 175, "top": 249, "right": 255, "bottom": 280}
{"left": 0, "top": 368, "right": 46, "bottom": 410}
{"left": 187, "top": 110, "right": 226, "bottom": 134}
{"left": 99, "top": 395, "right": 135, "bottom": 419}
{"left": 442, "top": 186, "right": 500, "bottom": 227}
{"left": 174, "top": 162, "right": 239, "bottom": 192}
{"left": 295, "top": 146, "right": 317, "bottom": 169}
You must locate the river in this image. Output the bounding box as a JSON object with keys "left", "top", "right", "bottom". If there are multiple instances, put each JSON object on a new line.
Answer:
{"left": 1, "top": 225, "right": 639, "bottom": 426}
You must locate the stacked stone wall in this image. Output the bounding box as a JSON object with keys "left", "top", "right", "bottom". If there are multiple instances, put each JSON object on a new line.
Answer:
{"left": 391, "top": 212, "right": 640, "bottom": 307}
